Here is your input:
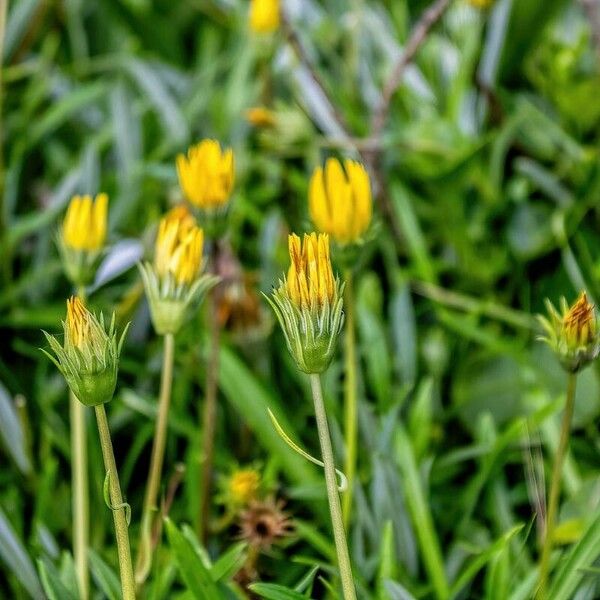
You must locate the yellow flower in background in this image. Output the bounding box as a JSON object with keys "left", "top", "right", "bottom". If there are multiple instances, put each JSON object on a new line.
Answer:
{"left": 176, "top": 140, "right": 235, "bottom": 210}
{"left": 229, "top": 469, "right": 260, "bottom": 505}
{"left": 468, "top": 0, "right": 494, "bottom": 8}
{"left": 63, "top": 193, "right": 108, "bottom": 252}
{"left": 154, "top": 205, "right": 204, "bottom": 286}
{"left": 309, "top": 158, "right": 372, "bottom": 245}
{"left": 245, "top": 106, "right": 277, "bottom": 128}
{"left": 249, "top": 0, "right": 280, "bottom": 33}
{"left": 286, "top": 233, "right": 334, "bottom": 311}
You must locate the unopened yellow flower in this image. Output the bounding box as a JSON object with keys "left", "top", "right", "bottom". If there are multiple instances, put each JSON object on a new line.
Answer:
{"left": 249, "top": 0, "right": 279, "bottom": 33}
{"left": 538, "top": 291, "right": 600, "bottom": 373}
{"left": 286, "top": 233, "right": 334, "bottom": 311}
{"left": 44, "top": 296, "right": 127, "bottom": 406}
{"left": 176, "top": 140, "right": 235, "bottom": 210}
{"left": 245, "top": 107, "right": 276, "bottom": 128}
{"left": 154, "top": 206, "right": 204, "bottom": 286}
{"left": 229, "top": 469, "right": 260, "bottom": 505}
{"left": 267, "top": 232, "right": 343, "bottom": 373}
{"left": 63, "top": 193, "right": 108, "bottom": 251}
{"left": 309, "top": 158, "right": 372, "bottom": 245}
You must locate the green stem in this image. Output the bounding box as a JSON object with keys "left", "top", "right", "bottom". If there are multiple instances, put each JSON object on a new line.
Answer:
{"left": 536, "top": 373, "right": 578, "bottom": 599}
{"left": 342, "top": 270, "right": 357, "bottom": 529}
{"left": 70, "top": 393, "right": 89, "bottom": 600}
{"left": 94, "top": 404, "right": 135, "bottom": 600}
{"left": 135, "top": 332, "right": 175, "bottom": 585}
{"left": 72, "top": 286, "right": 89, "bottom": 600}
{"left": 309, "top": 374, "right": 357, "bottom": 600}
{"left": 198, "top": 284, "right": 221, "bottom": 543}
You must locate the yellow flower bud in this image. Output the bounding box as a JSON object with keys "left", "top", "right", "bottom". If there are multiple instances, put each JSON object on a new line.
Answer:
{"left": 286, "top": 233, "right": 335, "bottom": 311}
{"left": 468, "top": 0, "right": 495, "bottom": 8}
{"left": 43, "top": 297, "right": 127, "bottom": 407}
{"left": 309, "top": 158, "right": 372, "bottom": 245}
{"left": 245, "top": 106, "right": 277, "bottom": 128}
{"left": 538, "top": 292, "right": 600, "bottom": 373}
{"left": 154, "top": 206, "right": 204, "bottom": 286}
{"left": 229, "top": 469, "right": 260, "bottom": 505}
{"left": 249, "top": 0, "right": 280, "bottom": 33}
{"left": 176, "top": 140, "right": 235, "bottom": 211}
{"left": 62, "top": 193, "right": 108, "bottom": 252}
{"left": 266, "top": 232, "right": 344, "bottom": 374}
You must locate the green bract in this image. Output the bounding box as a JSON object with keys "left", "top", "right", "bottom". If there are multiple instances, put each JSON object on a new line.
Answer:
{"left": 266, "top": 278, "right": 345, "bottom": 374}
{"left": 57, "top": 235, "right": 105, "bottom": 287}
{"left": 139, "top": 262, "right": 219, "bottom": 335}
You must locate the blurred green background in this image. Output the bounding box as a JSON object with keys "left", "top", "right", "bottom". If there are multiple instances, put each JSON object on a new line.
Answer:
{"left": 2, "top": 0, "right": 600, "bottom": 598}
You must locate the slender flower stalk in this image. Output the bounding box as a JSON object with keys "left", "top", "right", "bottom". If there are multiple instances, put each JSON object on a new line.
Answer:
{"left": 58, "top": 194, "right": 109, "bottom": 600}
{"left": 310, "top": 374, "right": 357, "bottom": 600}
{"left": 308, "top": 158, "right": 372, "bottom": 527}
{"left": 342, "top": 270, "right": 357, "bottom": 527}
{"left": 95, "top": 404, "right": 136, "bottom": 600}
{"left": 535, "top": 292, "right": 600, "bottom": 598}
{"left": 42, "top": 298, "right": 133, "bottom": 599}
{"left": 70, "top": 389, "right": 89, "bottom": 599}
{"left": 71, "top": 287, "right": 89, "bottom": 600}
{"left": 198, "top": 270, "right": 222, "bottom": 543}
{"left": 135, "top": 333, "right": 174, "bottom": 584}
{"left": 266, "top": 233, "right": 355, "bottom": 597}
{"left": 536, "top": 373, "right": 577, "bottom": 600}
{"left": 137, "top": 206, "right": 216, "bottom": 578}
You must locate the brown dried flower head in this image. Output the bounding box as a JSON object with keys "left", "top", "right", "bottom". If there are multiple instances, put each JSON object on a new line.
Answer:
{"left": 238, "top": 497, "right": 293, "bottom": 551}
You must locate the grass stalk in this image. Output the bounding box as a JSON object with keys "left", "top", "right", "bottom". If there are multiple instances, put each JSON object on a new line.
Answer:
{"left": 309, "top": 373, "right": 356, "bottom": 600}
{"left": 94, "top": 404, "right": 135, "bottom": 600}
{"left": 342, "top": 270, "right": 357, "bottom": 528}
{"left": 536, "top": 372, "right": 577, "bottom": 599}
{"left": 135, "top": 332, "right": 175, "bottom": 585}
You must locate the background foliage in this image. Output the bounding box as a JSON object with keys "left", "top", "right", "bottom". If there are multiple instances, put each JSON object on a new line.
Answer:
{"left": 2, "top": 0, "right": 600, "bottom": 598}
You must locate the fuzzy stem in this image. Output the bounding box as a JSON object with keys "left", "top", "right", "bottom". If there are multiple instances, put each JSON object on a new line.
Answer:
{"left": 94, "top": 404, "right": 135, "bottom": 600}
{"left": 342, "top": 270, "right": 357, "bottom": 529}
{"left": 71, "top": 286, "right": 89, "bottom": 600}
{"left": 536, "top": 372, "right": 577, "bottom": 599}
{"left": 198, "top": 246, "right": 221, "bottom": 543}
{"left": 310, "top": 374, "right": 357, "bottom": 600}
{"left": 135, "top": 332, "right": 175, "bottom": 585}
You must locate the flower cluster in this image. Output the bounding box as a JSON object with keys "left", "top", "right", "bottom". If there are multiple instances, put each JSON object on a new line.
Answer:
{"left": 43, "top": 297, "right": 128, "bottom": 407}
{"left": 538, "top": 292, "right": 600, "bottom": 373}
{"left": 139, "top": 205, "right": 218, "bottom": 335}
{"left": 59, "top": 193, "right": 108, "bottom": 286}
{"left": 267, "top": 233, "right": 344, "bottom": 374}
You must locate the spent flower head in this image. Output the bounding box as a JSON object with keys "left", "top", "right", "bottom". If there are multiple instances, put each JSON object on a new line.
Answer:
{"left": 42, "top": 297, "right": 128, "bottom": 406}
{"left": 538, "top": 292, "right": 600, "bottom": 373}
{"left": 238, "top": 497, "right": 293, "bottom": 551}
{"left": 266, "top": 233, "right": 344, "bottom": 374}
{"left": 176, "top": 140, "right": 235, "bottom": 238}
{"left": 139, "top": 206, "right": 218, "bottom": 335}
{"left": 59, "top": 193, "right": 109, "bottom": 286}
{"left": 309, "top": 158, "right": 372, "bottom": 249}
{"left": 249, "top": 0, "right": 280, "bottom": 33}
